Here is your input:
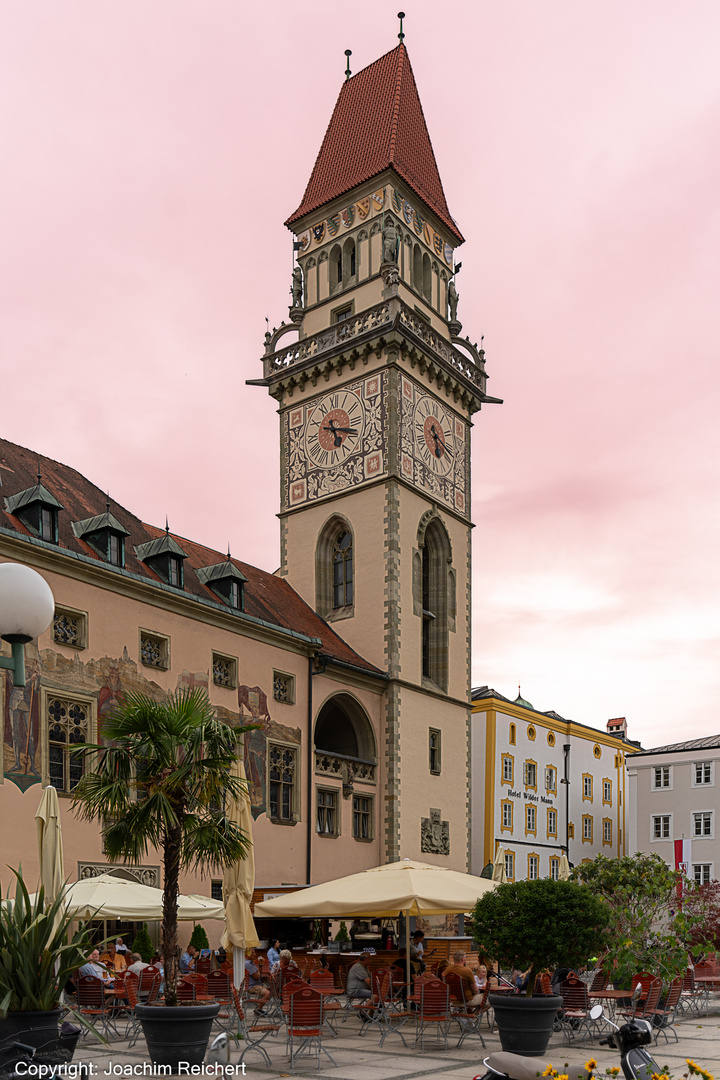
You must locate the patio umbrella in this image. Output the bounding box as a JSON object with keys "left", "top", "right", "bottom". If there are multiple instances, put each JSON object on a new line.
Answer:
{"left": 491, "top": 846, "right": 507, "bottom": 883}
{"left": 221, "top": 755, "right": 259, "bottom": 988}
{"left": 35, "top": 785, "right": 64, "bottom": 906}
{"left": 254, "top": 857, "right": 497, "bottom": 991}
{"left": 558, "top": 855, "right": 571, "bottom": 880}
{"left": 33, "top": 873, "right": 225, "bottom": 920}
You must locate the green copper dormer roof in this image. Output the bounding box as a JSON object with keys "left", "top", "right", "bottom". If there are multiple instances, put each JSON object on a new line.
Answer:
{"left": 196, "top": 560, "right": 248, "bottom": 587}
{"left": 135, "top": 533, "right": 188, "bottom": 562}
{"left": 5, "top": 482, "right": 63, "bottom": 515}
{"left": 73, "top": 511, "right": 130, "bottom": 539}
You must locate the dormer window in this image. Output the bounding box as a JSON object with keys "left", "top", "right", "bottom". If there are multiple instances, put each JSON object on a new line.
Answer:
{"left": 73, "top": 509, "right": 129, "bottom": 568}
{"left": 5, "top": 479, "right": 62, "bottom": 544}
{"left": 196, "top": 558, "right": 247, "bottom": 611}
{"left": 135, "top": 531, "right": 188, "bottom": 589}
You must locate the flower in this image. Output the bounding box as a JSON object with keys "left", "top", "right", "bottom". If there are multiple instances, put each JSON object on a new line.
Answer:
{"left": 585, "top": 1061, "right": 598, "bottom": 1072}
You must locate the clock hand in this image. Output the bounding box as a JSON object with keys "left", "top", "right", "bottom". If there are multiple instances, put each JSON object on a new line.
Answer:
{"left": 322, "top": 421, "right": 358, "bottom": 448}
{"left": 429, "top": 424, "right": 453, "bottom": 460}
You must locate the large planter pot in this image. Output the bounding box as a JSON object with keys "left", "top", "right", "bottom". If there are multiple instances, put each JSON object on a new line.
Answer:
{"left": 136, "top": 1003, "right": 220, "bottom": 1069}
{"left": 489, "top": 994, "right": 562, "bottom": 1057}
{"left": 0, "top": 1009, "right": 62, "bottom": 1052}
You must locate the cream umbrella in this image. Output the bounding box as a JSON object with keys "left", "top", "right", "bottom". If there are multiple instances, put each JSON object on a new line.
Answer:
{"left": 23, "top": 873, "right": 226, "bottom": 920}
{"left": 35, "top": 785, "right": 64, "bottom": 906}
{"left": 221, "top": 755, "right": 259, "bottom": 987}
{"left": 558, "top": 855, "right": 571, "bottom": 880}
{"left": 491, "top": 846, "right": 507, "bottom": 883}
{"left": 254, "top": 857, "right": 497, "bottom": 991}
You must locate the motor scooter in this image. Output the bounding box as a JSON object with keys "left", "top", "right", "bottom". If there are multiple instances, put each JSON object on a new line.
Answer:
{"left": 473, "top": 994, "right": 661, "bottom": 1080}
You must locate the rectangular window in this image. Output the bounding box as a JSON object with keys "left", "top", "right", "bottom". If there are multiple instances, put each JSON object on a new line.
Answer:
{"left": 168, "top": 555, "right": 183, "bottom": 588}
{"left": 429, "top": 729, "right": 441, "bottom": 774}
{"left": 694, "top": 812, "right": 713, "bottom": 837}
{"left": 694, "top": 762, "right": 713, "bottom": 786}
{"left": 352, "top": 795, "right": 373, "bottom": 841}
{"left": 652, "top": 814, "right": 671, "bottom": 839}
{"left": 582, "top": 815, "right": 593, "bottom": 842}
{"left": 545, "top": 766, "right": 556, "bottom": 793}
{"left": 523, "top": 761, "right": 537, "bottom": 789}
{"left": 212, "top": 652, "right": 237, "bottom": 689}
{"left": 268, "top": 743, "right": 297, "bottom": 822}
{"left": 47, "top": 695, "right": 92, "bottom": 794}
{"left": 502, "top": 755, "right": 513, "bottom": 784}
{"left": 139, "top": 629, "right": 170, "bottom": 670}
{"left": 108, "top": 532, "right": 123, "bottom": 566}
{"left": 528, "top": 855, "right": 539, "bottom": 881}
{"left": 693, "top": 864, "right": 712, "bottom": 885}
{"left": 211, "top": 880, "right": 223, "bottom": 901}
{"left": 603, "top": 779, "right": 612, "bottom": 805}
{"left": 501, "top": 800, "right": 513, "bottom": 831}
{"left": 568, "top": 822, "right": 575, "bottom": 839}
{"left": 273, "top": 671, "right": 296, "bottom": 704}
{"left": 52, "top": 606, "right": 88, "bottom": 650}
{"left": 504, "top": 851, "right": 515, "bottom": 881}
{"left": 582, "top": 775, "right": 593, "bottom": 801}
{"left": 547, "top": 809, "right": 557, "bottom": 837}
{"left": 603, "top": 819, "right": 612, "bottom": 845}
{"left": 653, "top": 766, "right": 671, "bottom": 790}
{"left": 39, "top": 506, "right": 56, "bottom": 542}
{"left": 549, "top": 857, "right": 560, "bottom": 881}
{"left": 526, "top": 806, "right": 536, "bottom": 834}
{"left": 316, "top": 788, "right": 339, "bottom": 837}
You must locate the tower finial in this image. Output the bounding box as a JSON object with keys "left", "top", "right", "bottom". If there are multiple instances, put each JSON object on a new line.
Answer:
{"left": 344, "top": 49, "right": 352, "bottom": 80}
{"left": 165, "top": 516, "right": 170, "bottom": 535}
{"left": 397, "top": 11, "right": 405, "bottom": 42}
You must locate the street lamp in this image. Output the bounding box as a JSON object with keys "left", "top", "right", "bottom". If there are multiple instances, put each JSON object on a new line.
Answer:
{"left": 0, "top": 563, "right": 55, "bottom": 686}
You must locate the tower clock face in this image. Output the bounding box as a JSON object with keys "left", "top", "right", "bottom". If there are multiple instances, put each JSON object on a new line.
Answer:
{"left": 305, "top": 390, "right": 366, "bottom": 469}
{"left": 413, "top": 394, "right": 454, "bottom": 476}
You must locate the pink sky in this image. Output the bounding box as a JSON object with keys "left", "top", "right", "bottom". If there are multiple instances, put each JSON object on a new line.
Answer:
{"left": 2, "top": 1, "right": 719, "bottom": 746}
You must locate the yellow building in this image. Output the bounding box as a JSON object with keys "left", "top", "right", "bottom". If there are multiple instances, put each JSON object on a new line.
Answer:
{"left": 1, "top": 37, "right": 499, "bottom": 924}
{"left": 471, "top": 687, "right": 635, "bottom": 881}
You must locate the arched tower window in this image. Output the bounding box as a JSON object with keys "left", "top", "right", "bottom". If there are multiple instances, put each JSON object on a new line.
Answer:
{"left": 330, "top": 244, "right": 342, "bottom": 288}
{"left": 343, "top": 237, "right": 356, "bottom": 280}
{"left": 413, "top": 244, "right": 422, "bottom": 293}
{"left": 316, "top": 514, "right": 355, "bottom": 619}
{"left": 314, "top": 693, "right": 376, "bottom": 762}
{"left": 419, "top": 515, "right": 451, "bottom": 692}
{"left": 422, "top": 253, "right": 432, "bottom": 302}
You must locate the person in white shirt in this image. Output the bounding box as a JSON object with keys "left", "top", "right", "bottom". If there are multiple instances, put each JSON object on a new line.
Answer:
{"left": 127, "top": 952, "right": 148, "bottom": 976}
{"left": 79, "top": 948, "right": 114, "bottom": 987}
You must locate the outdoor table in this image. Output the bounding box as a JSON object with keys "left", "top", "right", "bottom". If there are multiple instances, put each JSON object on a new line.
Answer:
{"left": 589, "top": 988, "right": 634, "bottom": 1018}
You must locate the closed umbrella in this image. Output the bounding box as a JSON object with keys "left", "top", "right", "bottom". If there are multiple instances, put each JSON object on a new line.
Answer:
{"left": 35, "top": 785, "right": 64, "bottom": 906}
{"left": 221, "top": 755, "right": 259, "bottom": 987}
{"left": 558, "top": 855, "right": 570, "bottom": 880}
{"left": 492, "top": 846, "right": 507, "bottom": 883}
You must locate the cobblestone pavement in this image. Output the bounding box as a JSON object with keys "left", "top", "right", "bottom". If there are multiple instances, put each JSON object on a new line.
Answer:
{"left": 68, "top": 998, "right": 720, "bottom": 1080}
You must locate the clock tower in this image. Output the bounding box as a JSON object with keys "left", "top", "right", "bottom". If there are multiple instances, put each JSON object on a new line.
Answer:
{"left": 256, "top": 41, "right": 500, "bottom": 869}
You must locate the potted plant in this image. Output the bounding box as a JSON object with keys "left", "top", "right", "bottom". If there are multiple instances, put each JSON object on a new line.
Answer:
{"left": 0, "top": 871, "right": 93, "bottom": 1056}
{"left": 471, "top": 878, "right": 610, "bottom": 1056}
{"left": 335, "top": 921, "right": 351, "bottom": 952}
{"left": 73, "top": 688, "right": 254, "bottom": 1069}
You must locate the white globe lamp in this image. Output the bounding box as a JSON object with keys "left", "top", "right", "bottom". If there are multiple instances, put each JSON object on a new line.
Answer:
{"left": 0, "top": 563, "right": 55, "bottom": 686}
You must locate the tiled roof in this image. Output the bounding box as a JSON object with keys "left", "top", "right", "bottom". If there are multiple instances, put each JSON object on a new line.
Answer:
{"left": 0, "top": 438, "right": 383, "bottom": 677}
{"left": 286, "top": 44, "right": 463, "bottom": 243}
{"left": 633, "top": 735, "right": 720, "bottom": 756}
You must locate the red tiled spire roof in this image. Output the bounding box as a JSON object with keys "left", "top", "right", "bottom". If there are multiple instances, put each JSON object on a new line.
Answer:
{"left": 285, "top": 44, "right": 463, "bottom": 243}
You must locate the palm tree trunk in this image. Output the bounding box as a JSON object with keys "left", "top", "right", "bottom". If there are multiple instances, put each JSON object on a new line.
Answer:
{"left": 162, "top": 820, "right": 182, "bottom": 1007}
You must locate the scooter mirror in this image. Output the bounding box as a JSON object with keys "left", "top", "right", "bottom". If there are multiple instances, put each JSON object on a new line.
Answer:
{"left": 589, "top": 1004, "right": 603, "bottom": 1020}
{"left": 632, "top": 984, "right": 642, "bottom": 1000}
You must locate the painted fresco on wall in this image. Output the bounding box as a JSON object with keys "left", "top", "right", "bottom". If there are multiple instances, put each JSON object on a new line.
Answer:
{"left": 416, "top": 914, "right": 463, "bottom": 938}
{"left": 3, "top": 663, "right": 41, "bottom": 791}
{"left": 239, "top": 683, "right": 300, "bottom": 821}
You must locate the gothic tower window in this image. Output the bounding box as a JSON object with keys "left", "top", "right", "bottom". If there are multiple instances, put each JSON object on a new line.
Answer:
{"left": 422, "top": 252, "right": 432, "bottom": 302}
{"left": 315, "top": 515, "right": 354, "bottom": 619}
{"left": 330, "top": 244, "right": 342, "bottom": 289}
{"left": 413, "top": 244, "right": 422, "bottom": 293}
{"left": 343, "top": 237, "right": 356, "bottom": 280}
{"left": 419, "top": 515, "right": 451, "bottom": 692}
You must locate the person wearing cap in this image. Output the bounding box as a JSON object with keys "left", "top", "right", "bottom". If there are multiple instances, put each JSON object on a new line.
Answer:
{"left": 347, "top": 952, "right": 373, "bottom": 1021}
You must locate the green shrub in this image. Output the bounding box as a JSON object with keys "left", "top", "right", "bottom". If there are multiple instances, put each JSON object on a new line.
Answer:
{"left": 132, "top": 923, "right": 155, "bottom": 963}
{"left": 189, "top": 924, "right": 209, "bottom": 951}
{"left": 335, "top": 921, "right": 350, "bottom": 942}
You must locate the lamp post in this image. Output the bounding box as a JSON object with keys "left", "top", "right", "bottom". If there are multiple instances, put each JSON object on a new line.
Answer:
{"left": 0, "top": 563, "right": 55, "bottom": 686}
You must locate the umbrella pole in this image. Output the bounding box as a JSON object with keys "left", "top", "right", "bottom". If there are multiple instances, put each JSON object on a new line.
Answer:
{"left": 405, "top": 910, "right": 411, "bottom": 997}
{"left": 233, "top": 945, "right": 244, "bottom": 990}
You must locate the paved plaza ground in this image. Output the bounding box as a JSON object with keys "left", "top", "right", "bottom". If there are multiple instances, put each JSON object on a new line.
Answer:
{"left": 68, "top": 998, "right": 720, "bottom": 1080}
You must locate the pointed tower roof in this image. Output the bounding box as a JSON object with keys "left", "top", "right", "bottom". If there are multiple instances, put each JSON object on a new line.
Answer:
{"left": 286, "top": 44, "right": 463, "bottom": 243}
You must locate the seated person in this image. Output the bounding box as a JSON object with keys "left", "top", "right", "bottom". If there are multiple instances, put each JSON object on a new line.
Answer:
{"left": 100, "top": 942, "right": 126, "bottom": 971}
{"left": 244, "top": 949, "right": 272, "bottom": 1013}
{"left": 347, "top": 952, "right": 373, "bottom": 1022}
{"left": 126, "top": 952, "right": 148, "bottom": 976}
{"left": 435, "top": 957, "right": 450, "bottom": 979}
{"left": 266, "top": 939, "right": 281, "bottom": 967}
{"left": 444, "top": 950, "right": 483, "bottom": 1007}
{"left": 270, "top": 948, "right": 301, "bottom": 978}
{"left": 179, "top": 944, "right": 198, "bottom": 974}
{"left": 512, "top": 965, "right": 533, "bottom": 994}
{"left": 474, "top": 963, "right": 497, "bottom": 990}
{"left": 390, "top": 948, "right": 411, "bottom": 1000}
{"left": 409, "top": 931, "right": 426, "bottom": 974}
{"left": 80, "top": 948, "right": 114, "bottom": 988}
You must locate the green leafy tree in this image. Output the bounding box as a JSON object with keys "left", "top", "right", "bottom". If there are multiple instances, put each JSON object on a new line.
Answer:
{"left": 72, "top": 687, "right": 255, "bottom": 1006}
{"left": 470, "top": 878, "right": 610, "bottom": 996}
{"left": 571, "top": 853, "right": 711, "bottom": 985}
{"left": 189, "top": 924, "right": 209, "bottom": 951}
{"left": 132, "top": 923, "right": 155, "bottom": 963}
{"left": 335, "top": 921, "right": 350, "bottom": 942}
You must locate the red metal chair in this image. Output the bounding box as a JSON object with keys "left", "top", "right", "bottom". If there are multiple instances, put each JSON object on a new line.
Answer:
{"left": 445, "top": 972, "right": 487, "bottom": 1049}
{"left": 414, "top": 977, "right": 452, "bottom": 1051}
{"left": 559, "top": 975, "right": 593, "bottom": 1043}
{"left": 230, "top": 985, "right": 280, "bottom": 1067}
{"left": 287, "top": 986, "right": 336, "bottom": 1072}
{"left": 652, "top": 975, "right": 683, "bottom": 1043}
{"left": 77, "top": 974, "right": 120, "bottom": 1039}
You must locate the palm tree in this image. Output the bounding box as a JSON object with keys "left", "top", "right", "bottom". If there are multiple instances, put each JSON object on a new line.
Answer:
{"left": 72, "top": 687, "right": 255, "bottom": 1006}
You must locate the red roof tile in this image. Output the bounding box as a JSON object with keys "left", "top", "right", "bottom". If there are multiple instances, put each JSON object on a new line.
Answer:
{"left": 286, "top": 44, "right": 463, "bottom": 243}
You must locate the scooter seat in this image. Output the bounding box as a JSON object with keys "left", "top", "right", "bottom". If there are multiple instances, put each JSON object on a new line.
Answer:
{"left": 486, "top": 1052, "right": 553, "bottom": 1080}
